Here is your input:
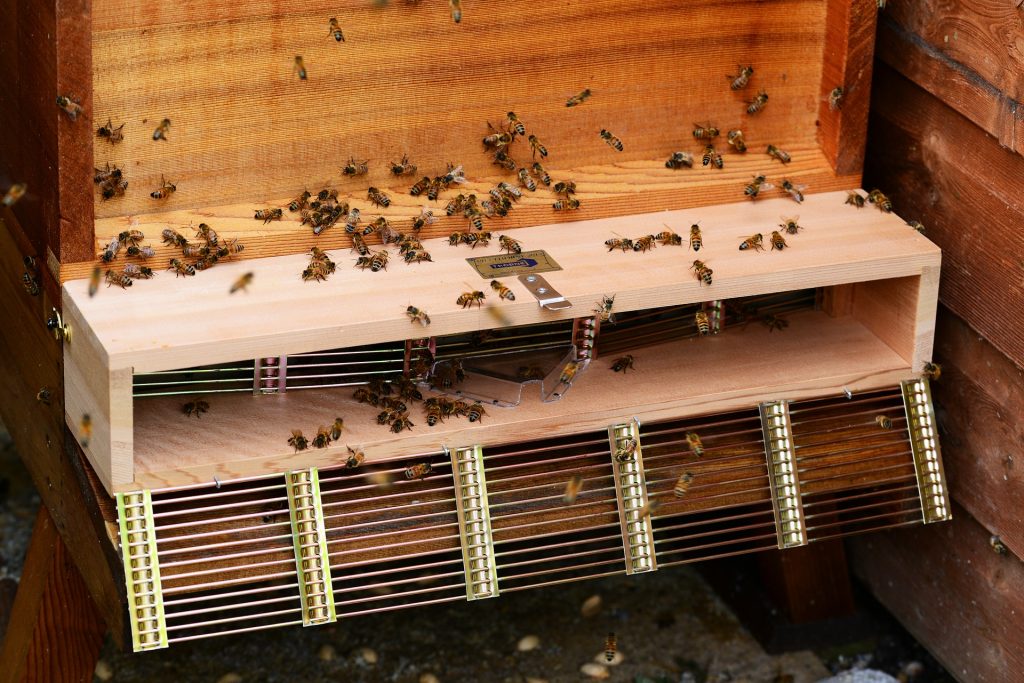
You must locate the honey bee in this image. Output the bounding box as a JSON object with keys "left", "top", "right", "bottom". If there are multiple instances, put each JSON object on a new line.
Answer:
{"left": 97, "top": 119, "right": 124, "bottom": 144}
{"left": 391, "top": 414, "right": 414, "bottom": 433}
{"left": 665, "top": 151, "right": 694, "bottom": 169}
{"left": 611, "top": 354, "right": 635, "bottom": 373}
{"left": 762, "top": 314, "right": 789, "bottom": 332}
{"left": 553, "top": 180, "right": 577, "bottom": 195}
{"left": 726, "top": 129, "right": 747, "bottom": 153}
{"left": 390, "top": 154, "right": 417, "bottom": 176}
{"left": 410, "top": 176, "right": 432, "bottom": 196}
{"left": 744, "top": 174, "right": 773, "bottom": 199}
{"left": 566, "top": 88, "right": 592, "bottom": 107}
{"left": 123, "top": 263, "right": 155, "bottom": 279}
{"left": 599, "top": 129, "right": 623, "bottom": 151}
{"left": 404, "top": 250, "right": 432, "bottom": 264}
{"left": 193, "top": 253, "right": 219, "bottom": 271}
{"left": 368, "top": 249, "right": 390, "bottom": 272}
{"left": 506, "top": 111, "right": 526, "bottom": 137}
{"left": 483, "top": 122, "right": 513, "bottom": 149}
{"left": 499, "top": 235, "right": 522, "bottom": 254}
{"left": 344, "top": 445, "right": 364, "bottom": 469}
{"left": 288, "top": 190, "right": 311, "bottom": 212}
{"left": 21, "top": 272, "right": 40, "bottom": 296}
{"left": 747, "top": 89, "right": 769, "bottom": 114}
{"left": 829, "top": 86, "right": 845, "bottom": 111}
{"left": 79, "top": 414, "right": 92, "bottom": 447}
{"left": 328, "top": 17, "right": 345, "bottom": 42}
{"left": 604, "top": 633, "right": 617, "bottom": 662}
{"left": 513, "top": 168, "right": 536, "bottom": 192}
{"left": 466, "top": 402, "right": 487, "bottom": 422}
{"left": 492, "top": 150, "right": 517, "bottom": 171}
{"left": 367, "top": 187, "right": 391, "bottom": 208}
{"left": 380, "top": 396, "right": 407, "bottom": 413}
{"left": 150, "top": 175, "right": 176, "bottom": 200}
{"left": 673, "top": 472, "right": 694, "bottom": 497}
{"left": 55, "top": 95, "right": 82, "bottom": 120}
{"left": 181, "top": 243, "right": 209, "bottom": 258}
{"left": 637, "top": 496, "right": 663, "bottom": 518}
{"left": 553, "top": 198, "right": 580, "bottom": 211}
{"left": 779, "top": 217, "right": 802, "bottom": 234}
{"left": 702, "top": 144, "right": 724, "bottom": 169}
{"left": 876, "top": 415, "right": 893, "bottom": 429}
{"left": 907, "top": 220, "right": 926, "bottom": 233}
{"left": 594, "top": 294, "right": 615, "bottom": 323}
{"left": 695, "top": 310, "right": 710, "bottom": 336}
{"left": 465, "top": 208, "right": 485, "bottom": 231}
{"left": 230, "top": 272, "right": 254, "bottom": 294}
{"left": 457, "top": 290, "right": 486, "bottom": 308}
{"left": 685, "top": 432, "right": 704, "bottom": 457}
{"left": 118, "top": 229, "right": 144, "bottom": 246}
{"left": 867, "top": 189, "right": 893, "bottom": 212}
{"left": 353, "top": 387, "right": 379, "bottom": 406}
{"left": 739, "top": 233, "right": 764, "bottom": 251}
{"left": 294, "top": 55, "right": 307, "bottom": 80}
{"left": 216, "top": 239, "right": 244, "bottom": 258}
{"left": 404, "top": 462, "right": 432, "bottom": 480}
{"left": 376, "top": 407, "right": 401, "bottom": 426}
{"left": 312, "top": 425, "right": 334, "bottom": 449}
{"left": 490, "top": 279, "right": 515, "bottom": 301}
{"left": 845, "top": 191, "right": 865, "bottom": 208}
{"left": 169, "top": 258, "right": 196, "bottom": 277}
{"left": 99, "top": 238, "right": 121, "bottom": 263}
{"left": 427, "top": 177, "right": 444, "bottom": 201}
{"left": 655, "top": 229, "right": 682, "bottom": 246}
{"left": 563, "top": 475, "right": 584, "bottom": 504}
{"left": 345, "top": 208, "right": 362, "bottom": 233}
{"left": 288, "top": 429, "right": 308, "bottom": 452}
{"left": 2, "top": 182, "right": 27, "bottom": 207}
{"left": 35, "top": 388, "right": 51, "bottom": 405}
{"left": 342, "top": 158, "right": 369, "bottom": 176}
{"left": 409, "top": 208, "right": 434, "bottom": 234}
{"left": 449, "top": 0, "right": 462, "bottom": 23}
{"left": 424, "top": 404, "right": 445, "bottom": 426}
{"left": 692, "top": 123, "right": 720, "bottom": 140}
{"left": 990, "top": 535, "right": 1008, "bottom": 555}
{"left": 100, "top": 179, "right": 129, "bottom": 201}
{"left": 770, "top": 230, "right": 788, "bottom": 251}
{"left": 605, "top": 237, "right": 633, "bottom": 252}
{"left": 162, "top": 228, "right": 189, "bottom": 248}
{"left": 633, "top": 235, "right": 656, "bottom": 253}
{"left": 728, "top": 65, "right": 754, "bottom": 90}
{"left": 152, "top": 118, "right": 171, "bottom": 141}
{"left": 404, "top": 305, "right": 431, "bottom": 328}
{"left": 558, "top": 359, "right": 584, "bottom": 386}
{"left": 88, "top": 266, "right": 101, "bottom": 297}
{"left": 464, "top": 232, "right": 492, "bottom": 248}
{"left": 254, "top": 207, "right": 283, "bottom": 224}
{"left": 688, "top": 224, "right": 703, "bottom": 251}
{"left": 125, "top": 245, "right": 156, "bottom": 258}
{"left": 766, "top": 144, "right": 791, "bottom": 164}
{"left": 529, "top": 162, "right": 552, "bottom": 187}
{"left": 93, "top": 163, "right": 122, "bottom": 185}
{"left": 922, "top": 362, "right": 942, "bottom": 380}
{"left": 691, "top": 259, "right": 713, "bottom": 285}
{"left": 528, "top": 134, "right": 548, "bottom": 158}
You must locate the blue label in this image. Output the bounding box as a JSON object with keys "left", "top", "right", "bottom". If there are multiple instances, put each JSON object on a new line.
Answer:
{"left": 491, "top": 258, "right": 538, "bottom": 270}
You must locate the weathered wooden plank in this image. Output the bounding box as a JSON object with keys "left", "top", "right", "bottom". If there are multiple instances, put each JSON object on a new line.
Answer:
{"left": 850, "top": 502, "right": 1024, "bottom": 683}
{"left": 865, "top": 63, "right": 1024, "bottom": 370}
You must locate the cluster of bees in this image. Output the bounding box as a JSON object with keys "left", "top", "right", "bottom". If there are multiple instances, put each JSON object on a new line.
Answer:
{"left": 94, "top": 229, "right": 160, "bottom": 290}
{"left": 287, "top": 418, "right": 345, "bottom": 451}
{"left": 93, "top": 163, "right": 128, "bottom": 201}
{"left": 353, "top": 376, "right": 422, "bottom": 433}
{"left": 736, "top": 217, "right": 803, "bottom": 253}
{"left": 161, "top": 224, "right": 245, "bottom": 279}
{"left": 605, "top": 228, "right": 688, "bottom": 253}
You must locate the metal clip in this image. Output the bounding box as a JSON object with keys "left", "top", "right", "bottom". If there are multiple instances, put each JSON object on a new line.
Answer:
{"left": 116, "top": 490, "right": 168, "bottom": 652}
{"left": 759, "top": 401, "right": 808, "bottom": 549}
{"left": 517, "top": 274, "right": 573, "bottom": 311}
{"left": 608, "top": 419, "right": 657, "bottom": 575}
{"left": 450, "top": 445, "right": 499, "bottom": 600}
{"left": 46, "top": 307, "right": 71, "bottom": 344}
{"left": 901, "top": 379, "right": 952, "bottom": 524}
{"left": 285, "top": 468, "right": 337, "bottom": 626}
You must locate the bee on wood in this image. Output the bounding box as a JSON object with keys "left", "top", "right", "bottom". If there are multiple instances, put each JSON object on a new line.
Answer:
{"left": 763, "top": 314, "right": 789, "bottom": 332}
{"left": 605, "top": 633, "right": 617, "bottom": 663}
{"left": 169, "top": 258, "right": 196, "bottom": 277}
{"left": 780, "top": 179, "right": 806, "bottom": 203}
{"left": 492, "top": 150, "right": 517, "bottom": 171}
{"left": 528, "top": 134, "right": 548, "bottom": 158}
{"left": 118, "top": 229, "right": 145, "bottom": 246}
{"left": 343, "top": 158, "right": 369, "bottom": 176}
{"left": 611, "top": 355, "right": 635, "bottom": 373}
{"left": 391, "top": 414, "right": 414, "bottom": 433}
{"left": 465, "top": 232, "right": 492, "bottom": 248}
{"left": 126, "top": 245, "right": 156, "bottom": 259}
{"left": 79, "top": 414, "right": 92, "bottom": 447}
{"left": 691, "top": 259, "right": 713, "bottom": 285}
{"left": 770, "top": 230, "right": 788, "bottom": 251}
{"left": 312, "top": 425, "right": 333, "bottom": 449}
{"left": 328, "top": 17, "right": 345, "bottom": 42}
{"left": 162, "top": 228, "right": 189, "bottom": 248}
{"left": 907, "top": 220, "right": 926, "bottom": 233}
{"left": 152, "top": 118, "right": 171, "bottom": 140}
{"left": 367, "top": 187, "right": 391, "bottom": 208}
{"left": 766, "top": 144, "right": 791, "bottom": 164}
{"left": 726, "top": 129, "right": 747, "bottom": 153}
{"left": 490, "top": 279, "right": 515, "bottom": 301}
{"left": 345, "top": 446, "right": 364, "bottom": 468}
{"left": 655, "top": 229, "right": 682, "bottom": 246}
{"left": 674, "top": 472, "right": 694, "bottom": 497}
{"left": 829, "top": 86, "right": 845, "bottom": 111}
{"left": 2, "top": 182, "right": 27, "bottom": 207}
{"left": 303, "top": 248, "right": 336, "bottom": 282}
{"left": 688, "top": 224, "right": 703, "bottom": 251}
{"left": 21, "top": 272, "right": 40, "bottom": 296}
{"left": 876, "top": 415, "right": 893, "bottom": 430}
{"left": 531, "top": 162, "right": 552, "bottom": 186}
{"left": 739, "top": 233, "right": 765, "bottom": 251}
{"left": 702, "top": 144, "right": 724, "bottom": 169}
{"left": 457, "top": 290, "right": 485, "bottom": 308}
{"left": 405, "top": 306, "right": 431, "bottom": 328}
{"left": 499, "top": 235, "right": 522, "bottom": 254}
{"left": 558, "top": 359, "right": 584, "bottom": 386}
{"left": 506, "top": 111, "right": 527, "bottom": 137}
{"left": 553, "top": 198, "right": 580, "bottom": 211}
{"left": 483, "top": 123, "right": 513, "bottom": 149}
{"left": 88, "top": 266, "right": 101, "bottom": 297}
{"left": 193, "top": 253, "right": 219, "bottom": 271}
{"left": 99, "top": 238, "right": 121, "bottom": 263}
{"left": 922, "top": 362, "right": 942, "bottom": 380}
{"left": 744, "top": 174, "right": 773, "bottom": 199}
{"left": 566, "top": 88, "right": 592, "bottom": 107}
{"left": 97, "top": 119, "right": 124, "bottom": 144}
{"left": 404, "top": 250, "right": 432, "bottom": 264}
{"left": 605, "top": 237, "right": 633, "bottom": 252}
{"left": 344, "top": 208, "right": 362, "bottom": 233}
{"left": 405, "top": 462, "right": 432, "bottom": 480}
{"left": 728, "top": 65, "right": 754, "bottom": 90}
{"left": 685, "top": 432, "right": 704, "bottom": 457}
{"left": 599, "top": 129, "right": 623, "bottom": 151}
{"left": 55, "top": 95, "right": 82, "bottom": 120}
{"left": 294, "top": 55, "right": 307, "bottom": 80}
{"left": 368, "top": 377, "right": 393, "bottom": 397}
{"left": 633, "top": 235, "right": 656, "bottom": 253}
{"left": 465, "top": 208, "right": 485, "bottom": 231}
{"left": 427, "top": 177, "right": 444, "bottom": 201}
{"left": 288, "top": 429, "right": 308, "bottom": 452}
{"left": 692, "top": 123, "right": 720, "bottom": 140}
{"left": 747, "top": 89, "right": 769, "bottom": 114}
{"left": 553, "top": 180, "right": 577, "bottom": 196}
{"left": 150, "top": 176, "right": 176, "bottom": 200}
{"left": 410, "top": 176, "right": 432, "bottom": 197}
{"left": 230, "top": 272, "right": 254, "bottom": 294}
{"left": 182, "top": 243, "right": 209, "bottom": 258}
{"left": 424, "top": 403, "right": 445, "bottom": 426}
{"left": 36, "top": 388, "right": 51, "bottom": 405}
{"left": 867, "top": 189, "right": 893, "bottom": 212}
{"left": 563, "top": 475, "right": 584, "bottom": 504}
{"left": 254, "top": 207, "right": 283, "bottom": 224}
{"left": 449, "top": 0, "right": 462, "bottom": 23}
{"left": 377, "top": 407, "right": 401, "bottom": 426}
{"left": 94, "top": 163, "right": 122, "bottom": 185}
{"left": 446, "top": 194, "right": 469, "bottom": 216}
{"left": 123, "top": 263, "right": 155, "bottom": 279}
{"left": 380, "top": 397, "right": 408, "bottom": 414}
{"left": 594, "top": 294, "right": 615, "bottom": 323}
{"left": 989, "top": 534, "right": 1008, "bottom": 555}
{"left": 216, "top": 239, "right": 244, "bottom": 259}
{"left": 695, "top": 310, "right": 711, "bottom": 336}
{"left": 779, "top": 217, "right": 802, "bottom": 234}
{"left": 466, "top": 402, "right": 487, "bottom": 422}
{"left": 515, "top": 168, "right": 537, "bottom": 192}
{"left": 411, "top": 208, "right": 435, "bottom": 234}
{"left": 845, "top": 191, "right": 865, "bottom": 208}
{"left": 100, "top": 179, "right": 129, "bottom": 201}
{"left": 288, "top": 190, "right": 311, "bottom": 212}
{"left": 367, "top": 249, "right": 389, "bottom": 272}
{"left": 389, "top": 154, "right": 417, "bottom": 176}
{"left": 665, "top": 151, "right": 694, "bottom": 169}
{"left": 353, "top": 387, "right": 379, "bottom": 406}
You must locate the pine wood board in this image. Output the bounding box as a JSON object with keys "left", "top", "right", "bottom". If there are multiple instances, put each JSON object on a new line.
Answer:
{"left": 63, "top": 190, "right": 940, "bottom": 376}
{"left": 126, "top": 310, "right": 912, "bottom": 493}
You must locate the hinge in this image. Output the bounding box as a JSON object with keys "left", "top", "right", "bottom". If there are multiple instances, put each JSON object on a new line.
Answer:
{"left": 450, "top": 446, "right": 499, "bottom": 600}
{"left": 759, "top": 401, "right": 807, "bottom": 549}
{"left": 608, "top": 419, "right": 658, "bottom": 574}
{"left": 285, "top": 468, "right": 336, "bottom": 625}
{"left": 901, "top": 379, "right": 952, "bottom": 524}
{"left": 116, "top": 490, "right": 168, "bottom": 652}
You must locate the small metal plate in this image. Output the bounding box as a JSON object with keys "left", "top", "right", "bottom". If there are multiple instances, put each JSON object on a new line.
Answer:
{"left": 465, "top": 250, "right": 562, "bottom": 279}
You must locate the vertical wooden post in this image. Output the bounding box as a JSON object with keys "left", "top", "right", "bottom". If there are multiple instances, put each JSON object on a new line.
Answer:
{"left": 757, "top": 540, "right": 856, "bottom": 623}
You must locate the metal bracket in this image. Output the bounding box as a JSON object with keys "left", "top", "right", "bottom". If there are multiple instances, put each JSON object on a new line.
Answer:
{"left": 704, "top": 300, "right": 724, "bottom": 334}
{"left": 116, "top": 490, "right": 168, "bottom": 652}
{"left": 759, "top": 401, "right": 807, "bottom": 549}
{"left": 450, "top": 446, "right": 499, "bottom": 600}
{"left": 285, "top": 468, "right": 337, "bottom": 626}
{"left": 608, "top": 419, "right": 658, "bottom": 574}
{"left": 517, "top": 274, "right": 573, "bottom": 311}
{"left": 46, "top": 307, "right": 71, "bottom": 344}
{"left": 901, "top": 379, "right": 952, "bottom": 524}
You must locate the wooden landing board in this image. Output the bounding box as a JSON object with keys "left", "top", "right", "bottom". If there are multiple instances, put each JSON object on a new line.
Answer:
{"left": 130, "top": 310, "right": 911, "bottom": 492}
{"left": 63, "top": 190, "right": 940, "bottom": 375}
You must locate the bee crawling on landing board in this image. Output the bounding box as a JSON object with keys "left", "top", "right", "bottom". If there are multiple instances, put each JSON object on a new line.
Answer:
{"left": 150, "top": 175, "right": 176, "bottom": 200}
{"left": 294, "top": 55, "right": 307, "bottom": 80}
{"left": 566, "top": 88, "right": 592, "bottom": 107}
{"left": 685, "top": 432, "right": 704, "bottom": 457}
{"left": 747, "top": 89, "right": 769, "bottom": 114}
{"left": 780, "top": 179, "right": 806, "bottom": 203}
{"left": 692, "top": 123, "right": 720, "bottom": 140}
{"left": 845, "top": 191, "right": 865, "bottom": 208}
{"left": 674, "top": 472, "right": 694, "bottom": 497}
{"left": 739, "top": 233, "right": 765, "bottom": 252}
{"left": 343, "top": 158, "right": 369, "bottom": 176}
{"left": 769, "top": 230, "right": 788, "bottom": 251}
{"left": 490, "top": 280, "right": 515, "bottom": 301}
{"left": 605, "top": 237, "right": 633, "bottom": 252}
{"left": 152, "top": 118, "right": 171, "bottom": 141}
{"left": 391, "top": 154, "right": 417, "bottom": 176}
{"left": 688, "top": 224, "right": 703, "bottom": 251}
{"left": 457, "top": 291, "right": 486, "bottom": 308}
{"left": 691, "top": 259, "right": 713, "bottom": 285}
{"left": 727, "top": 65, "right": 754, "bottom": 90}
{"left": 406, "top": 305, "right": 430, "bottom": 326}
{"left": 97, "top": 119, "right": 125, "bottom": 144}
{"left": 611, "top": 355, "right": 635, "bottom": 373}
{"left": 779, "top": 217, "right": 802, "bottom": 234}
{"left": 665, "top": 151, "right": 694, "bottom": 169}
{"left": 288, "top": 429, "right": 308, "bottom": 452}
{"left": 600, "top": 129, "right": 624, "bottom": 151}
{"left": 345, "top": 446, "right": 364, "bottom": 469}
{"left": 766, "top": 144, "right": 791, "bottom": 164}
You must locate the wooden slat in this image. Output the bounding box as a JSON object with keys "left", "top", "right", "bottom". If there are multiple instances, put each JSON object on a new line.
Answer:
{"left": 865, "top": 64, "right": 1024, "bottom": 369}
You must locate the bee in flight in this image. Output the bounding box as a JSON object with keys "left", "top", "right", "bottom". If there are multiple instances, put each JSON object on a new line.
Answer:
{"left": 490, "top": 280, "right": 515, "bottom": 301}
{"left": 739, "top": 233, "right": 765, "bottom": 251}
{"left": 230, "top": 272, "right": 254, "bottom": 294}
{"left": 766, "top": 144, "right": 791, "bottom": 164}
{"left": 288, "top": 429, "right": 308, "bottom": 452}
{"left": 343, "top": 158, "right": 369, "bottom": 176}
{"left": 876, "top": 415, "right": 893, "bottom": 429}
{"left": 449, "top": 0, "right": 462, "bottom": 23}
{"left": 605, "top": 633, "right": 617, "bottom": 663}
{"left": 747, "top": 89, "right": 769, "bottom": 114}
{"left": 566, "top": 88, "right": 592, "bottom": 107}
{"left": 79, "top": 414, "right": 92, "bottom": 447}
{"left": 779, "top": 217, "right": 802, "bottom": 234}
{"left": 907, "top": 220, "right": 926, "bottom": 233}
{"left": 391, "top": 154, "right": 417, "bottom": 176}
{"left": 528, "top": 134, "right": 548, "bottom": 158}
{"left": 728, "top": 65, "right": 754, "bottom": 90}
{"left": 404, "top": 462, "right": 433, "bottom": 480}
{"left": 665, "top": 151, "right": 694, "bottom": 169}
{"left": 637, "top": 497, "right": 662, "bottom": 518}
{"left": 97, "top": 119, "right": 124, "bottom": 144}
{"left": 688, "top": 223, "right": 703, "bottom": 251}
{"left": 769, "top": 230, "right": 788, "bottom": 251}
{"left": 692, "top": 123, "right": 720, "bottom": 140}
{"left": 845, "top": 191, "right": 865, "bottom": 208}
{"left": 294, "top": 55, "right": 307, "bottom": 80}
{"left": 600, "top": 129, "right": 624, "bottom": 151}
{"left": 152, "top": 117, "right": 171, "bottom": 141}
{"left": 150, "top": 175, "right": 176, "bottom": 200}
{"left": 406, "top": 305, "right": 430, "bottom": 326}
{"left": 88, "top": 266, "right": 101, "bottom": 297}
{"left": 55, "top": 95, "right": 83, "bottom": 120}
{"left": 744, "top": 174, "right": 773, "bottom": 199}
{"left": 922, "top": 362, "right": 942, "bottom": 380}
{"left": 2, "top": 182, "right": 27, "bottom": 207}
{"left": 328, "top": 17, "right": 345, "bottom": 42}
{"left": 674, "top": 472, "right": 694, "bottom": 497}
{"left": 457, "top": 290, "right": 486, "bottom": 308}
{"left": 255, "top": 207, "right": 283, "bottom": 223}
{"left": 780, "top": 179, "right": 806, "bottom": 203}
{"left": 611, "top": 354, "right": 635, "bottom": 373}
{"left": 563, "top": 475, "right": 584, "bottom": 504}
{"left": 686, "top": 432, "right": 704, "bottom": 457}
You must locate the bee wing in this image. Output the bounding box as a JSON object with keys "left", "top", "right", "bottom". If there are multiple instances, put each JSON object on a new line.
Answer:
{"left": 760, "top": 181, "right": 776, "bottom": 191}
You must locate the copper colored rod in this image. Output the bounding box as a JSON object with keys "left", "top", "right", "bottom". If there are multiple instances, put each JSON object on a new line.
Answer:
{"left": 165, "top": 595, "right": 301, "bottom": 620}
{"left": 796, "top": 439, "right": 911, "bottom": 462}
{"left": 809, "top": 518, "right": 921, "bottom": 543}
{"left": 644, "top": 460, "right": 768, "bottom": 482}
{"left": 326, "top": 520, "right": 461, "bottom": 545}
{"left": 493, "top": 534, "right": 624, "bottom": 559}
{"left": 160, "top": 543, "right": 296, "bottom": 570}
{"left": 491, "top": 497, "right": 619, "bottom": 523}
{"left": 155, "top": 519, "right": 291, "bottom": 545}
{"left": 151, "top": 495, "right": 290, "bottom": 520}
{"left": 343, "top": 556, "right": 466, "bottom": 582}
{"left": 497, "top": 545, "right": 624, "bottom": 571}
{"left": 805, "top": 508, "right": 921, "bottom": 533}
{"left": 335, "top": 582, "right": 465, "bottom": 607}
{"left": 319, "top": 480, "right": 456, "bottom": 507}
{"left": 321, "top": 504, "right": 458, "bottom": 529}
{"left": 653, "top": 508, "right": 774, "bottom": 534}
{"left": 491, "top": 510, "right": 620, "bottom": 535}
{"left": 342, "top": 594, "right": 465, "bottom": 618}
{"left": 493, "top": 521, "right": 621, "bottom": 546}
{"left": 165, "top": 607, "right": 303, "bottom": 633}
{"left": 640, "top": 414, "right": 761, "bottom": 439}
{"left": 151, "top": 483, "right": 287, "bottom": 507}
{"left": 653, "top": 522, "right": 777, "bottom": 546}
{"left": 499, "top": 557, "right": 626, "bottom": 581}
{"left": 167, "top": 619, "right": 306, "bottom": 643}
{"left": 158, "top": 532, "right": 296, "bottom": 558}
{"left": 161, "top": 558, "right": 295, "bottom": 582}
{"left": 801, "top": 476, "right": 918, "bottom": 504}
{"left": 801, "top": 484, "right": 920, "bottom": 510}
{"left": 155, "top": 509, "right": 298, "bottom": 531}
{"left": 345, "top": 569, "right": 465, "bottom": 594}
{"left": 486, "top": 467, "right": 613, "bottom": 494}
{"left": 329, "top": 546, "right": 462, "bottom": 571}
{"left": 791, "top": 414, "right": 908, "bottom": 440}
{"left": 802, "top": 496, "right": 921, "bottom": 522}
{"left": 642, "top": 425, "right": 765, "bottom": 451}
{"left": 483, "top": 452, "right": 613, "bottom": 476}
{"left": 799, "top": 458, "right": 914, "bottom": 484}
{"left": 653, "top": 497, "right": 774, "bottom": 520}
{"left": 162, "top": 570, "right": 299, "bottom": 596}
{"left": 655, "top": 532, "right": 779, "bottom": 558}
{"left": 500, "top": 569, "right": 624, "bottom": 593}
{"left": 789, "top": 394, "right": 904, "bottom": 417}
{"left": 163, "top": 584, "right": 301, "bottom": 608}
{"left": 657, "top": 543, "right": 779, "bottom": 568}
{"left": 488, "top": 484, "right": 618, "bottom": 511}
{"left": 326, "top": 532, "right": 461, "bottom": 557}
{"left": 482, "top": 438, "right": 609, "bottom": 462}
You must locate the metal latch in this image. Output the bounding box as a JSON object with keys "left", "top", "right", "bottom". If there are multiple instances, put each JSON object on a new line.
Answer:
{"left": 46, "top": 307, "right": 71, "bottom": 343}
{"left": 517, "top": 274, "right": 573, "bottom": 311}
